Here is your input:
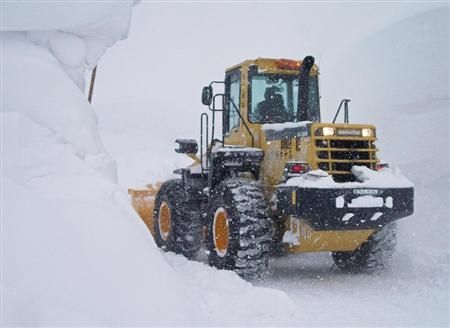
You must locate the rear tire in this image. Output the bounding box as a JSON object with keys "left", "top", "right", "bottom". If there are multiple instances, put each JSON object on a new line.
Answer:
{"left": 207, "top": 178, "right": 273, "bottom": 279}
{"left": 332, "top": 223, "right": 397, "bottom": 273}
{"left": 153, "top": 180, "right": 202, "bottom": 259}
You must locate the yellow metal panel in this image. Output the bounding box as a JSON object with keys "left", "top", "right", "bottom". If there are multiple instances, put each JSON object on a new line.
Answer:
{"left": 284, "top": 218, "right": 374, "bottom": 253}
{"left": 128, "top": 184, "right": 160, "bottom": 236}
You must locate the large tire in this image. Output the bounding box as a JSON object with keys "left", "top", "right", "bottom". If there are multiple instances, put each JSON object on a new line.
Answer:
{"left": 153, "top": 180, "right": 202, "bottom": 259}
{"left": 207, "top": 178, "right": 273, "bottom": 279}
{"left": 332, "top": 223, "right": 397, "bottom": 273}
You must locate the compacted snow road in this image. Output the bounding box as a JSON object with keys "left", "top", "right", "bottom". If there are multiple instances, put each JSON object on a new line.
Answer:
{"left": 259, "top": 251, "right": 447, "bottom": 326}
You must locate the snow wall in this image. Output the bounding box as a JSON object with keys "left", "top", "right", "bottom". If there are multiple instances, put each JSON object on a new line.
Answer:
{"left": 1, "top": 3, "right": 296, "bottom": 326}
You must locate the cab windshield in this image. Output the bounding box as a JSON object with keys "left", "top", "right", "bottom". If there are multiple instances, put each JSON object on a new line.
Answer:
{"left": 248, "top": 72, "right": 320, "bottom": 123}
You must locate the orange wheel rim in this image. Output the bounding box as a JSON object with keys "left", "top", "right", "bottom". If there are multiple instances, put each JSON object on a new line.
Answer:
{"left": 159, "top": 202, "right": 171, "bottom": 241}
{"left": 213, "top": 208, "right": 229, "bottom": 257}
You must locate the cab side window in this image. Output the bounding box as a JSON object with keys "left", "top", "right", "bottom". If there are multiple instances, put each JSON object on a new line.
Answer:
{"left": 225, "top": 70, "right": 241, "bottom": 134}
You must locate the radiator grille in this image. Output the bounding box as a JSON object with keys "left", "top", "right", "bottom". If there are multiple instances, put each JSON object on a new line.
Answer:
{"left": 314, "top": 138, "right": 377, "bottom": 182}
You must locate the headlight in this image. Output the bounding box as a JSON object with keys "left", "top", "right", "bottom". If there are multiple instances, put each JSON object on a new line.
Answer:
{"left": 362, "top": 128, "right": 374, "bottom": 137}
{"left": 322, "top": 127, "right": 335, "bottom": 136}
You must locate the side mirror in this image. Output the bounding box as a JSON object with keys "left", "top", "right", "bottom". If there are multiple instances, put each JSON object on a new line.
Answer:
{"left": 201, "top": 86, "right": 213, "bottom": 106}
{"left": 175, "top": 139, "right": 198, "bottom": 154}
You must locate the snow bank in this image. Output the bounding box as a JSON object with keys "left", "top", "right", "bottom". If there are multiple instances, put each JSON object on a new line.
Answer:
{"left": 2, "top": 113, "right": 194, "bottom": 325}
{"left": 323, "top": 7, "right": 449, "bottom": 168}
{"left": 2, "top": 1, "right": 135, "bottom": 86}
{"left": 1, "top": 4, "right": 299, "bottom": 326}
{"left": 2, "top": 33, "right": 115, "bottom": 178}
{"left": 2, "top": 112, "right": 297, "bottom": 325}
{"left": 1, "top": 2, "right": 137, "bottom": 180}
{"left": 285, "top": 166, "right": 413, "bottom": 189}
{"left": 2, "top": 1, "right": 136, "bottom": 33}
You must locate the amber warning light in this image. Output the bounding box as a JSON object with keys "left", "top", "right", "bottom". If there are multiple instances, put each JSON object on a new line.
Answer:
{"left": 275, "top": 59, "right": 301, "bottom": 70}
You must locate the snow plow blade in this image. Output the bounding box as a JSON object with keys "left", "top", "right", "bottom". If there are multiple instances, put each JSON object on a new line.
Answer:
{"left": 277, "top": 186, "right": 414, "bottom": 230}
{"left": 128, "top": 183, "right": 161, "bottom": 235}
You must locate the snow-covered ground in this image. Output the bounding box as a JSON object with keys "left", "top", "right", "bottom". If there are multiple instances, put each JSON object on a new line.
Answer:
{"left": 2, "top": 2, "right": 448, "bottom": 326}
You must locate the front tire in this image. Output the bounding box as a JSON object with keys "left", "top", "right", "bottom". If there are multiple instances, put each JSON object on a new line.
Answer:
{"left": 207, "top": 178, "right": 273, "bottom": 279}
{"left": 332, "top": 223, "right": 398, "bottom": 273}
{"left": 153, "top": 180, "right": 202, "bottom": 259}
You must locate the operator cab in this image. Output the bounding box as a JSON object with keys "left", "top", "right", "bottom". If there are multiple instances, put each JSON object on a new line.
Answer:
{"left": 201, "top": 57, "right": 321, "bottom": 149}
{"left": 219, "top": 57, "right": 321, "bottom": 139}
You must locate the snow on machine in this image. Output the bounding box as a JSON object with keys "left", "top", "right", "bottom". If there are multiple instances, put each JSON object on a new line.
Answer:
{"left": 129, "top": 57, "right": 414, "bottom": 279}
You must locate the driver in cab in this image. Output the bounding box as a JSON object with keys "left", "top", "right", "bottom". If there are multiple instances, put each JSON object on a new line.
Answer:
{"left": 256, "top": 86, "right": 290, "bottom": 123}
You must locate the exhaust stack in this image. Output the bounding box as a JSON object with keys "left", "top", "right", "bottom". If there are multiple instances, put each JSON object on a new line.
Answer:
{"left": 297, "top": 56, "right": 315, "bottom": 122}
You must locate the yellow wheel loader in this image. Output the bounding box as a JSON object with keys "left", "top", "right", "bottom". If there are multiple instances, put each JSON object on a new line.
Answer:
{"left": 129, "top": 56, "right": 414, "bottom": 279}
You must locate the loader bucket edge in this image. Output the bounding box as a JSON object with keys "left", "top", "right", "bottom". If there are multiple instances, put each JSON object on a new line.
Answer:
{"left": 128, "top": 183, "right": 161, "bottom": 236}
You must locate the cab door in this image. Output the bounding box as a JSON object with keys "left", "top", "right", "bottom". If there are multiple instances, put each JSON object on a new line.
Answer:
{"left": 223, "top": 68, "right": 242, "bottom": 146}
